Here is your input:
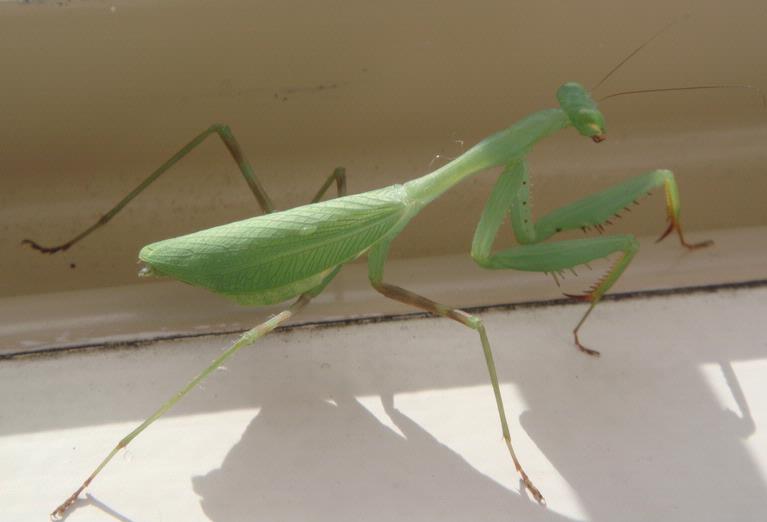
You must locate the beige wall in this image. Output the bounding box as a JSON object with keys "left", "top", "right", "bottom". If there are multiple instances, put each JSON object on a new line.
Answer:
{"left": 2, "top": 0, "right": 766, "bottom": 297}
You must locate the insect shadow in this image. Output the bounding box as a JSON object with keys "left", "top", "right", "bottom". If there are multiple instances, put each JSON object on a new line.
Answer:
{"left": 191, "top": 391, "right": 575, "bottom": 522}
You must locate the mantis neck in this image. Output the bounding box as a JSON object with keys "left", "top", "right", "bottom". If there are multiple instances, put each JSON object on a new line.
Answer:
{"left": 404, "top": 108, "right": 570, "bottom": 206}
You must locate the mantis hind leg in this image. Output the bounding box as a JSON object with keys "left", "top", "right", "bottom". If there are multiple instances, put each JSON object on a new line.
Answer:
{"left": 51, "top": 265, "right": 342, "bottom": 519}
{"left": 367, "top": 240, "right": 545, "bottom": 503}
{"left": 22, "top": 124, "right": 347, "bottom": 253}
{"left": 50, "top": 293, "right": 313, "bottom": 518}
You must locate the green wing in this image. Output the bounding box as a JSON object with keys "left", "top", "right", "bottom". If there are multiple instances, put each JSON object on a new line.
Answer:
{"left": 139, "top": 185, "right": 413, "bottom": 305}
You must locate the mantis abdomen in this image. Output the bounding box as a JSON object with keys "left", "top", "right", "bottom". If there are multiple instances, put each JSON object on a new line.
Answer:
{"left": 139, "top": 184, "right": 416, "bottom": 305}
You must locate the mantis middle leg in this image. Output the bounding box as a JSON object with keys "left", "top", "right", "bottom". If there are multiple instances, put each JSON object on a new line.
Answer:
{"left": 367, "top": 240, "right": 545, "bottom": 503}
{"left": 23, "top": 124, "right": 347, "bottom": 253}
{"left": 471, "top": 160, "right": 712, "bottom": 355}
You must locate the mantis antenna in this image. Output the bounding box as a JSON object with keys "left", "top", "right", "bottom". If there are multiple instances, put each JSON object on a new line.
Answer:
{"left": 592, "top": 14, "right": 690, "bottom": 92}
{"left": 591, "top": 15, "right": 767, "bottom": 110}
{"left": 599, "top": 84, "right": 767, "bottom": 108}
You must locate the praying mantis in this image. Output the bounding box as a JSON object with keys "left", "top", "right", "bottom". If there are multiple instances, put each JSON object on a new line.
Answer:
{"left": 25, "top": 27, "right": 735, "bottom": 520}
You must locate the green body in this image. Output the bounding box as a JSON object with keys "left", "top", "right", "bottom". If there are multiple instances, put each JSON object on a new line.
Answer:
{"left": 43, "top": 82, "right": 711, "bottom": 518}
{"left": 140, "top": 93, "right": 610, "bottom": 306}
{"left": 140, "top": 184, "right": 419, "bottom": 305}
{"left": 139, "top": 84, "right": 688, "bottom": 310}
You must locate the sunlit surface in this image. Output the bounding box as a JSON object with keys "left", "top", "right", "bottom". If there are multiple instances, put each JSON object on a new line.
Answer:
{"left": 2, "top": 287, "right": 766, "bottom": 520}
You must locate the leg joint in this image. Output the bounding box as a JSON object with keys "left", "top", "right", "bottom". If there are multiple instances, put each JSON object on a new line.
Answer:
{"left": 465, "top": 314, "right": 484, "bottom": 331}
{"left": 626, "top": 235, "right": 640, "bottom": 253}
{"left": 210, "top": 123, "right": 231, "bottom": 135}
{"left": 471, "top": 250, "right": 491, "bottom": 268}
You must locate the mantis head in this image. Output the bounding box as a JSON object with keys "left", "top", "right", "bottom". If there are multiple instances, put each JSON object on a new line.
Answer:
{"left": 556, "top": 82, "right": 606, "bottom": 143}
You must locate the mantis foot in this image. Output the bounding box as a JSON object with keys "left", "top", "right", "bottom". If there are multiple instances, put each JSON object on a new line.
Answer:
{"left": 681, "top": 238, "right": 714, "bottom": 250}
{"left": 50, "top": 493, "right": 78, "bottom": 520}
{"left": 574, "top": 336, "right": 601, "bottom": 357}
{"left": 21, "top": 238, "right": 70, "bottom": 254}
{"left": 51, "top": 482, "right": 88, "bottom": 520}
{"left": 573, "top": 330, "right": 601, "bottom": 357}
{"left": 656, "top": 220, "right": 714, "bottom": 251}
{"left": 520, "top": 473, "right": 546, "bottom": 504}
{"left": 505, "top": 439, "right": 546, "bottom": 504}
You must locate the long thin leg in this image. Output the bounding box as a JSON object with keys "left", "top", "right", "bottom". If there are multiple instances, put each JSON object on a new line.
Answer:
{"left": 311, "top": 167, "right": 347, "bottom": 202}
{"left": 23, "top": 124, "right": 272, "bottom": 253}
{"left": 50, "top": 294, "right": 313, "bottom": 519}
{"left": 50, "top": 262, "right": 346, "bottom": 519}
{"left": 367, "top": 241, "right": 544, "bottom": 503}
{"left": 23, "top": 122, "right": 346, "bottom": 254}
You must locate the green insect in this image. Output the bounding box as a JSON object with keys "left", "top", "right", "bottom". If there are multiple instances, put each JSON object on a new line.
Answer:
{"left": 28, "top": 28, "right": 740, "bottom": 519}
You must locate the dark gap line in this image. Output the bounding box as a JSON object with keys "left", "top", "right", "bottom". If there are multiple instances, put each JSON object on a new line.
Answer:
{"left": 3, "top": 278, "right": 765, "bottom": 361}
